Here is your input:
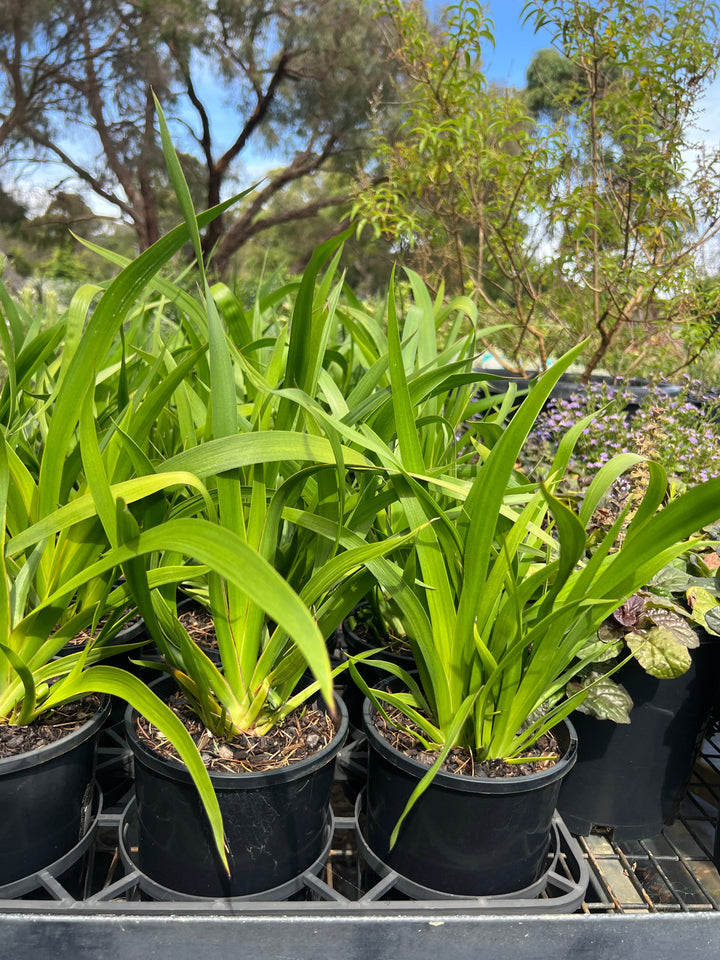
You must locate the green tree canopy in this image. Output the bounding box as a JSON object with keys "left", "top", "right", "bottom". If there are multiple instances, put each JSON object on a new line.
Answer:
{"left": 354, "top": 0, "right": 570, "bottom": 370}
{"left": 356, "top": 0, "right": 720, "bottom": 379}
{"left": 0, "top": 0, "right": 398, "bottom": 272}
{"left": 523, "top": 0, "right": 720, "bottom": 377}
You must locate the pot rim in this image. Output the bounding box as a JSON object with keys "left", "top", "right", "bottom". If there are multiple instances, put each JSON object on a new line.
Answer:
{"left": 59, "top": 614, "right": 149, "bottom": 657}
{"left": 125, "top": 684, "right": 349, "bottom": 789}
{"left": 362, "top": 696, "right": 577, "bottom": 795}
{"left": 0, "top": 694, "right": 110, "bottom": 776}
{"left": 342, "top": 605, "right": 415, "bottom": 665}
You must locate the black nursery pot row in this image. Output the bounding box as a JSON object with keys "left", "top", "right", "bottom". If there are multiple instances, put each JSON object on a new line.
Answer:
{"left": 0, "top": 687, "right": 576, "bottom": 902}
{"left": 0, "top": 687, "right": 351, "bottom": 900}
{"left": 2, "top": 622, "right": 719, "bottom": 902}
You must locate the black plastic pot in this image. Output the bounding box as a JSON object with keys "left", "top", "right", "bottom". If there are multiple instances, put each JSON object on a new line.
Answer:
{"left": 125, "top": 685, "right": 349, "bottom": 898}
{"left": 362, "top": 698, "right": 578, "bottom": 896}
{"left": 341, "top": 612, "right": 415, "bottom": 729}
{"left": 558, "top": 638, "right": 720, "bottom": 840}
{"left": 60, "top": 615, "right": 151, "bottom": 691}
{"left": 0, "top": 695, "right": 110, "bottom": 886}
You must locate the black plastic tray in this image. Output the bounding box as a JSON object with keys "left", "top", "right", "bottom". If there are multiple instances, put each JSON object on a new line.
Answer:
{"left": 2, "top": 726, "right": 719, "bottom": 960}
{"left": 0, "top": 788, "right": 588, "bottom": 914}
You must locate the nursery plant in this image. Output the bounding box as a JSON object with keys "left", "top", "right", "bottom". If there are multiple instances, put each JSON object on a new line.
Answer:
{"left": 345, "top": 318, "right": 720, "bottom": 853}
{"left": 0, "top": 267, "right": 224, "bottom": 740}
{"left": 522, "top": 378, "right": 720, "bottom": 487}
{"left": 565, "top": 543, "right": 720, "bottom": 722}
{"left": 556, "top": 539, "right": 720, "bottom": 840}
{"left": 0, "top": 299, "right": 236, "bottom": 871}
{"left": 111, "top": 105, "right": 396, "bottom": 742}
{"left": 0, "top": 148, "right": 371, "bottom": 872}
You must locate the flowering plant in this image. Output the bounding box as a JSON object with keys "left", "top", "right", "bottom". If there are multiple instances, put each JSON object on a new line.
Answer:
{"left": 523, "top": 378, "right": 720, "bottom": 486}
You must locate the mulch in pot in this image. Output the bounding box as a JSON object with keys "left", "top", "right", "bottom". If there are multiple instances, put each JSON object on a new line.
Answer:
{"left": 374, "top": 706, "right": 561, "bottom": 778}
{"left": 68, "top": 608, "right": 142, "bottom": 646}
{"left": 178, "top": 605, "right": 218, "bottom": 654}
{"left": 0, "top": 696, "right": 102, "bottom": 759}
{"left": 136, "top": 605, "right": 338, "bottom": 774}
{"left": 135, "top": 692, "right": 337, "bottom": 774}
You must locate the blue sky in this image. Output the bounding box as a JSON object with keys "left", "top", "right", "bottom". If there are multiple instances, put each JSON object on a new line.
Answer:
{"left": 427, "top": 0, "right": 553, "bottom": 87}
{"left": 437, "top": 1, "right": 720, "bottom": 148}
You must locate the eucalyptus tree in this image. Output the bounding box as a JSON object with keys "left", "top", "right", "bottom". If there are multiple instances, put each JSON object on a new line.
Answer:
{"left": 0, "top": 0, "right": 396, "bottom": 271}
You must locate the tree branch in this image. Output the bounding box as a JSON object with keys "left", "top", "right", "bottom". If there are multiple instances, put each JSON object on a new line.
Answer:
{"left": 167, "top": 36, "right": 214, "bottom": 173}
{"left": 229, "top": 191, "right": 353, "bottom": 241}
{"left": 77, "top": 16, "right": 137, "bottom": 203}
{"left": 215, "top": 50, "right": 291, "bottom": 179}
{"left": 211, "top": 141, "right": 343, "bottom": 272}
{"left": 19, "top": 125, "right": 134, "bottom": 220}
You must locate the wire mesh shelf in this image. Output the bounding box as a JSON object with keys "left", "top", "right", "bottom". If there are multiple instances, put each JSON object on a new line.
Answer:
{"left": 577, "top": 726, "right": 720, "bottom": 914}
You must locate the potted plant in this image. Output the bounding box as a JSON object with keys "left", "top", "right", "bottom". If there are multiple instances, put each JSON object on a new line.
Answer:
{"left": 5, "top": 341, "right": 363, "bottom": 898}
{"left": 558, "top": 546, "right": 720, "bottom": 839}
{"left": 0, "top": 371, "right": 229, "bottom": 891}
{"left": 345, "top": 314, "right": 720, "bottom": 897}
{"left": 0, "top": 162, "right": 270, "bottom": 891}
{"left": 101, "top": 106, "right": 427, "bottom": 899}
{"left": 116, "top": 417, "right": 401, "bottom": 899}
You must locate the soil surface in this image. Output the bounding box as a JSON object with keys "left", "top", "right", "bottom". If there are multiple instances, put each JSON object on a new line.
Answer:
{"left": 0, "top": 696, "right": 101, "bottom": 759}
{"left": 177, "top": 603, "right": 282, "bottom": 657}
{"left": 135, "top": 692, "right": 337, "bottom": 774}
{"left": 348, "top": 617, "right": 413, "bottom": 658}
{"left": 374, "top": 707, "right": 561, "bottom": 778}
{"left": 70, "top": 609, "right": 142, "bottom": 646}
{"left": 178, "top": 605, "right": 218, "bottom": 652}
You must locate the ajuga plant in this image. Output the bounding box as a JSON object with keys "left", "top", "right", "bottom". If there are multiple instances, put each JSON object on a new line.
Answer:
{"left": 568, "top": 477, "right": 720, "bottom": 723}
{"left": 523, "top": 378, "right": 720, "bottom": 487}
